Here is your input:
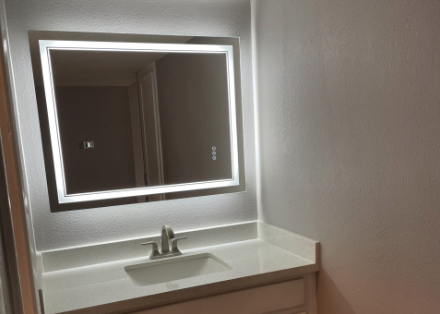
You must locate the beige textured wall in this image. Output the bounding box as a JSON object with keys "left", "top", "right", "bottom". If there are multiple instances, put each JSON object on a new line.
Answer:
{"left": 253, "top": 0, "right": 440, "bottom": 313}
{"left": 53, "top": 86, "right": 136, "bottom": 194}
{"left": 4, "top": 0, "right": 256, "bottom": 251}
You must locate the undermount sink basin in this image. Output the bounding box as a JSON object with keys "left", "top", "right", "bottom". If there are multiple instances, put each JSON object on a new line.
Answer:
{"left": 124, "top": 253, "right": 232, "bottom": 286}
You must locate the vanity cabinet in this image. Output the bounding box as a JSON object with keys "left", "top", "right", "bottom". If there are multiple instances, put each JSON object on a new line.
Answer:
{"left": 39, "top": 223, "right": 319, "bottom": 314}
{"left": 131, "top": 278, "right": 314, "bottom": 314}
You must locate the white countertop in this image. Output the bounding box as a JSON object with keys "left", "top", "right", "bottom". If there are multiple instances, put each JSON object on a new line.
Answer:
{"left": 40, "top": 222, "right": 319, "bottom": 314}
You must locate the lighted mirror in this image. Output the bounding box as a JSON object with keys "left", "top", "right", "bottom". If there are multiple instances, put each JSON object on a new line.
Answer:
{"left": 30, "top": 32, "right": 245, "bottom": 211}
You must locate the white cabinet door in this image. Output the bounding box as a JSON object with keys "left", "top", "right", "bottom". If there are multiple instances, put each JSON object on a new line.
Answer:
{"left": 132, "top": 279, "right": 305, "bottom": 314}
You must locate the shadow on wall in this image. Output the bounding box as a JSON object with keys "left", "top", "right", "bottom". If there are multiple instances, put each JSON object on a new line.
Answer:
{"left": 316, "top": 269, "right": 356, "bottom": 314}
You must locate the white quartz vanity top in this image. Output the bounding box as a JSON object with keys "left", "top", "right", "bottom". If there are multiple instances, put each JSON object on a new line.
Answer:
{"left": 40, "top": 222, "right": 319, "bottom": 314}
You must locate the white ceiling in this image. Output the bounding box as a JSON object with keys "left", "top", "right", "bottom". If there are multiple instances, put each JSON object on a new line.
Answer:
{"left": 51, "top": 49, "right": 166, "bottom": 86}
{"left": 30, "top": 34, "right": 193, "bottom": 86}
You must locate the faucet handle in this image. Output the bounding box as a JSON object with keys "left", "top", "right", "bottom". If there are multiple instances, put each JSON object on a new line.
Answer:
{"left": 170, "top": 236, "right": 187, "bottom": 254}
{"left": 141, "top": 241, "right": 161, "bottom": 259}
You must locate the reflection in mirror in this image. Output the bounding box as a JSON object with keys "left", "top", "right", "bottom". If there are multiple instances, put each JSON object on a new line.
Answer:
{"left": 30, "top": 32, "right": 245, "bottom": 211}
{"left": 51, "top": 49, "right": 232, "bottom": 196}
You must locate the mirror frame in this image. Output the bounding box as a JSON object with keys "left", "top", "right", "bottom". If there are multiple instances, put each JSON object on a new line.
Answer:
{"left": 39, "top": 40, "right": 240, "bottom": 204}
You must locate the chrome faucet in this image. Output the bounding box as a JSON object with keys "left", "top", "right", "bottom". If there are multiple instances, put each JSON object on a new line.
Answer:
{"left": 141, "top": 225, "right": 187, "bottom": 260}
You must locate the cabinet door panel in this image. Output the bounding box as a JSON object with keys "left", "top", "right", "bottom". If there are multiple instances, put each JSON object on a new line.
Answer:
{"left": 133, "top": 279, "right": 305, "bottom": 314}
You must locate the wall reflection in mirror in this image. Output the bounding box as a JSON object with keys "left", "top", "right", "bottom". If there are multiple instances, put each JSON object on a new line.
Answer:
{"left": 30, "top": 32, "right": 245, "bottom": 211}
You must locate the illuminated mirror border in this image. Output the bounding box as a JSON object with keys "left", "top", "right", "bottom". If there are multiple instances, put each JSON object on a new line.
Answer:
{"left": 39, "top": 40, "right": 239, "bottom": 204}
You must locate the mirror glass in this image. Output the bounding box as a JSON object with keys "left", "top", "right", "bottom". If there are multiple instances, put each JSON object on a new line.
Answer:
{"left": 30, "top": 32, "right": 245, "bottom": 211}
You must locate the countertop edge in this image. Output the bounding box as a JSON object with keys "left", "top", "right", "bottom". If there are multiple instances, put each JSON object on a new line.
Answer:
{"left": 58, "top": 263, "right": 319, "bottom": 314}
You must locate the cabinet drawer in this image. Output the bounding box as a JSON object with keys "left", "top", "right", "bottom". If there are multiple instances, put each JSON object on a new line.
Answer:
{"left": 133, "top": 279, "right": 305, "bottom": 314}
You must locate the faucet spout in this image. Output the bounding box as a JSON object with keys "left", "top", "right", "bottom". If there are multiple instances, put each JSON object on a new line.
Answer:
{"left": 142, "top": 225, "right": 187, "bottom": 260}
{"left": 161, "top": 225, "right": 175, "bottom": 254}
